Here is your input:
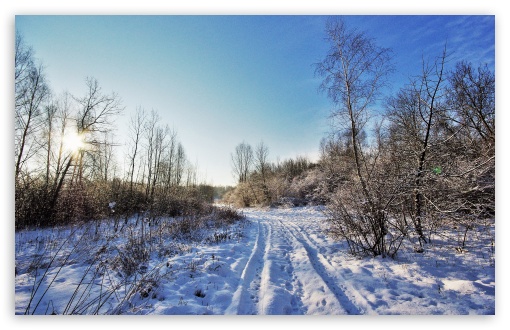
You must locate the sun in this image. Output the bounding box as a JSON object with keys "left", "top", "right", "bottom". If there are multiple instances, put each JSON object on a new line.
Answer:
{"left": 63, "top": 130, "right": 85, "bottom": 155}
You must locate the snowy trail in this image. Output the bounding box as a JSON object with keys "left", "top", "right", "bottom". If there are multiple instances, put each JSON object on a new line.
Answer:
{"left": 282, "top": 218, "right": 375, "bottom": 314}
{"left": 189, "top": 207, "right": 494, "bottom": 315}
{"left": 230, "top": 208, "right": 362, "bottom": 315}
{"left": 15, "top": 206, "right": 495, "bottom": 315}
{"left": 226, "top": 212, "right": 306, "bottom": 314}
{"left": 279, "top": 218, "right": 361, "bottom": 314}
{"left": 225, "top": 219, "right": 267, "bottom": 314}
{"left": 257, "top": 215, "right": 304, "bottom": 314}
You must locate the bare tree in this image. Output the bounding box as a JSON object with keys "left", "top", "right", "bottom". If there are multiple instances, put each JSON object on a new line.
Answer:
{"left": 315, "top": 19, "right": 393, "bottom": 199}
{"left": 15, "top": 61, "right": 50, "bottom": 179}
{"left": 49, "top": 79, "right": 123, "bottom": 219}
{"left": 315, "top": 18, "right": 395, "bottom": 257}
{"left": 448, "top": 61, "right": 495, "bottom": 148}
{"left": 385, "top": 46, "right": 449, "bottom": 246}
{"left": 94, "top": 131, "right": 116, "bottom": 182}
{"left": 15, "top": 32, "right": 33, "bottom": 84}
{"left": 127, "top": 107, "right": 146, "bottom": 192}
{"left": 42, "top": 101, "right": 58, "bottom": 186}
{"left": 442, "top": 62, "right": 494, "bottom": 237}
{"left": 162, "top": 129, "right": 177, "bottom": 192}
{"left": 174, "top": 142, "right": 186, "bottom": 186}
{"left": 149, "top": 124, "right": 169, "bottom": 199}
{"left": 231, "top": 142, "right": 253, "bottom": 183}
{"left": 74, "top": 77, "right": 123, "bottom": 134}
{"left": 73, "top": 77, "right": 124, "bottom": 184}
{"left": 255, "top": 141, "right": 271, "bottom": 202}
{"left": 143, "top": 109, "right": 158, "bottom": 198}
{"left": 51, "top": 93, "right": 74, "bottom": 192}
{"left": 185, "top": 161, "right": 198, "bottom": 188}
{"left": 412, "top": 48, "right": 449, "bottom": 245}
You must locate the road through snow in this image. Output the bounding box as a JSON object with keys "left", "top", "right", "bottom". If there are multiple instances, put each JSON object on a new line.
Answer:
{"left": 222, "top": 206, "right": 494, "bottom": 315}
{"left": 225, "top": 207, "right": 367, "bottom": 315}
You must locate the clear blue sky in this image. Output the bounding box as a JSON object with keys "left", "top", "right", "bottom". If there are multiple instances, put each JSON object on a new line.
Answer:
{"left": 14, "top": 14, "right": 495, "bottom": 186}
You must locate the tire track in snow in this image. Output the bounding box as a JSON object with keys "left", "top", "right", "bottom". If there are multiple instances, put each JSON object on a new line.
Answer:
{"left": 278, "top": 218, "right": 362, "bottom": 315}
{"left": 257, "top": 219, "right": 305, "bottom": 314}
{"left": 225, "top": 219, "right": 267, "bottom": 315}
{"left": 274, "top": 220, "right": 307, "bottom": 314}
{"left": 284, "top": 218, "right": 375, "bottom": 315}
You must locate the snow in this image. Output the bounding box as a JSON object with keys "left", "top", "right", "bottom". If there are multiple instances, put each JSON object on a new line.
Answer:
{"left": 15, "top": 206, "right": 495, "bottom": 316}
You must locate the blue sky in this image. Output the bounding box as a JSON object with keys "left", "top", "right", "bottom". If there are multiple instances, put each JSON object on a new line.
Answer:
{"left": 14, "top": 15, "right": 495, "bottom": 186}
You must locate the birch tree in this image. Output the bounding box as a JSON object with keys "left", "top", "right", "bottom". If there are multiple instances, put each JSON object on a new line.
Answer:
{"left": 315, "top": 18, "right": 395, "bottom": 257}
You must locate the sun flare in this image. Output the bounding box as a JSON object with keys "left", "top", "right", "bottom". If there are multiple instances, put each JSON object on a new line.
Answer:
{"left": 64, "top": 131, "right": 85, "bottom": 155}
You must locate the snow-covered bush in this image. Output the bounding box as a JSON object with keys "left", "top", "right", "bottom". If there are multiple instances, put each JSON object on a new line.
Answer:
{"left": 222, "top": 181, "right": 257, "bottom": 207}
{"left": 113, "top": 236, "right": 150, "bottom": 277}
{"left": 213, "top": 206, "right": 245, "bottom": 225}
{"left": 325, "top": 181, "right": 403, "bottom": 258}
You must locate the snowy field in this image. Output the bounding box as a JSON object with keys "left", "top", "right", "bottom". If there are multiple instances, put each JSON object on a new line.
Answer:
{"left": 15, "top": 206, "right": 495, "bottom": 315}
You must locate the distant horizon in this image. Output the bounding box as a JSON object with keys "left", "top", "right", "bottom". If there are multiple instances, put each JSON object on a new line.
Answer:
{"left": 14, "top": 15, "right": 495, "bottom": 186}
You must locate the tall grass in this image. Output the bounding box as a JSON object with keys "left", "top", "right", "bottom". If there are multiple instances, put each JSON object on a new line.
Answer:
{"left": 16, "top": 205, "right": 245, "bottom": 314}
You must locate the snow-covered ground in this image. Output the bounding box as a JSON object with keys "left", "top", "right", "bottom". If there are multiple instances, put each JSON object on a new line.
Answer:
{"left": 15, "top": 206, "right": 495, "bottom": 315}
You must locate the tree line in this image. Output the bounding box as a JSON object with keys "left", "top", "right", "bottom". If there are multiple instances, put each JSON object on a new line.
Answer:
{"left": 225, "top": 19, "right": 494, "bottom": 258}
{"left": 15, "top": 33, "right": 212, "bottom": 229}
{"left": 316, "top": 19, "right": 494, "bottom": 257}
{"left": 225, "top": 140, "right": 315, "bottom": 207}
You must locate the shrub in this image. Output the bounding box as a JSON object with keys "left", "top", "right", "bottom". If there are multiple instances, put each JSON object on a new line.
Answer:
{"left": 113, "top": 236, "right": 150, "bottom": 277}
{"left": 325, "top": 182, "right": 405, "bottom": 258}
{"left": 214, "top": 207, "right": 245, "bottom": 225}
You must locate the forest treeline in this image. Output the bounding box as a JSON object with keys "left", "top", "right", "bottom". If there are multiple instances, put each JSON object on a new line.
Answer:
{"left": 224, "top": 140, "right": 316, "bottom": 207}
{"left": 225, "top": 19, "right": 495, "bottom": 257}
{"left": 15, "top": 33, "right": 215, "bottom": 229}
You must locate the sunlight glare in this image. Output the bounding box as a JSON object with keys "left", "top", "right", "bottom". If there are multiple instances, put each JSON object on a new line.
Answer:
{"left": 64, "top": 130, "right": 85, "bottom": 155}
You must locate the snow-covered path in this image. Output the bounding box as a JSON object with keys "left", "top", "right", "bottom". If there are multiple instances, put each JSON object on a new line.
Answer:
{"left": 225, "top": 210, "right": 363, "bottom": 314}
{"left": 15, "top": 206, "right": 495, "bottom": 315}
{"left": 221, "top": 207, "right": 494, "bottom": 315}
